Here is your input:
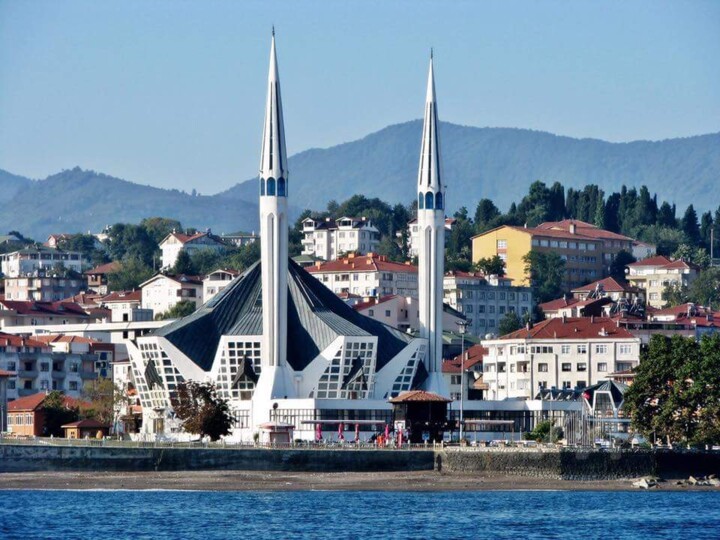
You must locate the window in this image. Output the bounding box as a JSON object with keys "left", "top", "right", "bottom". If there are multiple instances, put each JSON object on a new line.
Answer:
{"left": 619, "top": 344, "right": 632, "bottom": 355}
{"left": 368, "top": 309, "right": 374, "bottom": 316}
{"left": 450, "top": 375, "right": 461, "bottom": 385}
{"left": 577, "top": 362, "right": 587, "bottom": 372}
{"left": 418, "top": 193, "right": 424, "bottom": 209}
{"left": 561, "top": 363, "right": 572, "bottom": 372}
{"left": 425, "top": 192, "right": 434, "bottom": 210}
{"left": 69, "top": 381, "right": 78, "bottom": 391}
{"left": 277, "top": 177, "right": 286, "bottom": 196}
{"left": 436, "top": 192, "right": 443, "bottom": 210}
{"left": 538, "top": 363, "right": 548, "bottom": 372}
{"left": 561, "top": 345, "right": 571, "bottom": 355}
{"left": 598, "top": 362, "right": 608, "bottom": 372}
{"left": 595, "top": 344, "right": 608, "bottom": 354}
{"left": 497, "top": 239, "right": 507, "bottom": 249}
{"left": 576, "top": 381, "right": 587, "bottom": 389}
{"left": 562, "top": 381, "right": 572, "bottom": 389}
{"left": 384, "top": 310, "right": 391, "bottom": 317}
{"left": 577, "top": 344, "right": 587, "bottom": 354}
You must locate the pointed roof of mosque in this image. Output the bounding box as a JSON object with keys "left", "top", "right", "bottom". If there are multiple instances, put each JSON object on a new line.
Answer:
{"left": 152, "top": 259, "right": 412, "bottom": 372}
{"left": 417, "top": 52, "right": 442, "bottom": 192}
{"left": 259, "top": 31, "right": 288, "bottom": 181}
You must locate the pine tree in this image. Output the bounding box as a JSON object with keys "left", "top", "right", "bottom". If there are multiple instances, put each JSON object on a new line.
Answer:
{"left": 681, "top": 205, "right": 701, "bottom": 245}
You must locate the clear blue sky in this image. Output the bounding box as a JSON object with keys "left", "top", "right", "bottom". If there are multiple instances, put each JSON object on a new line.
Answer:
{"left": 1, "top": 0, "right": 718, "bottom": 194}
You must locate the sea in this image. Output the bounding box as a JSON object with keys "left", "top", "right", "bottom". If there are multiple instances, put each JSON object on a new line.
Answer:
{"left": 0, "top": 490, "right": 718, "bottom": 539}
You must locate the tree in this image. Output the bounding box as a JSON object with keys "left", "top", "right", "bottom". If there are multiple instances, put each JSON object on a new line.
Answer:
{"left": 43, "top": 391, "right": 79, "bottom": 437}
{"left": 82, "top": 378, "right": 121, "bottom": 426}
{"left": 624, "top": 334, "right": 720, "bottom": 446}
{"left": 687, "top": 267, "right": 720, "bottom": 307}
{"left": 672, "top": 244, "right": 709, "bottom": 269}
{"left": 377, "top": 235, "right": 403, "bottom": 262}
{"left": 156, "top": 300, "right": 196, "bottom": 320}
{"left": 662, "top": 281, "right": 688, "bottom": 307}
{"left": 171, "top": 381, "right": 232, "bottom": 441}
{"left": 608, "top": 250, "right": 636, "bottom": 281}
{"left": 107, "top": 257, "right": 153, "bottom": 291}
{"left": 474, "top": 255, "right": 505, "bottom": 277}
{"left": 190, "top": 248, "right": 224, "bottom": 275}
{"left": 656, "top": 202, "right": 676, "bottom": 228}
{"left": 474, "top": 199, "right": 501, "bottom": 233}
{"left": 140, "top": 217, "right": 183, "bottom": 245}
{"left": 172, "top": 249, "right": 195, "bottom": 275}
{"left": 681, "top": 204, "right": 701, "bottom": 245}
{"left": 523, "top": 419, "right": 563, "bottom": 443}
{"left": 498, "top": 311, "right": 522, "bottom": 336}
{"left": 522, "top": 251, "right": 566, "bottom": 303}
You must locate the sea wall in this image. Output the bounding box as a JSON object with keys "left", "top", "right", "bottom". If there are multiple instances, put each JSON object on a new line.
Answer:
{"left": 0, "top": 444, "right": 435, "bottom": 473}
{"left": 437, "top": 448, "right": 720, "bottom": 480}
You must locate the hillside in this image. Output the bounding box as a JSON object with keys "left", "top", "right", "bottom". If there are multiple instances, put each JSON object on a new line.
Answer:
{"left": 222, "top": 121, "right": 720, "bottom": 213}
{"left": 0, "top": 168, "right": 258, "bottom": 240}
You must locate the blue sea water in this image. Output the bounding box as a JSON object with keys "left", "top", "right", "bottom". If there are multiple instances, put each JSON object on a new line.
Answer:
{"left": 0, "top": 490, "right": 718, "bottom": 539}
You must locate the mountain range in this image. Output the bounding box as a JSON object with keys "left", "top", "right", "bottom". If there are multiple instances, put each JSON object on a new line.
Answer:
{"left": 2, "top": 121, "right": 719, "bottom": 239}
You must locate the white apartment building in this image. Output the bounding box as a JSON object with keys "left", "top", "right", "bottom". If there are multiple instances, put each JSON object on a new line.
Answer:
{"left": 406, "top": 217, "right": 455, "bottom": 258}
{"left": 353, "top": 294, "right": 465, "bottom": 334}
{"left": 140, "top": 274, "right": 204, "bottom": 316}
{"left": 626, "top": 255, "right": 699, "bottom": 308}
{"left": 101, "top": 290, "right": 153, "bottom": 323}
{"left": 3, "top": 275, "right": 85, "bottom": 302}
{"left": 159, "top": 231, "right": 227, "bottom": 269}
{"left": 1, "top": 247, "right": 83, "bottom": 278}
{"left": 301, "top": 216, "right": 380, "bottom": 261}
{"left": 481, "top": 317, "right": 640, "bottom": 400}
{"left": 443, "top": 271, "right": 533, "bottom": 337}
{"left": 306, "top": 253, "right": 417, "bottom": 297}
{"left": 203, "top": 269, "right": 240, "bottom": 302}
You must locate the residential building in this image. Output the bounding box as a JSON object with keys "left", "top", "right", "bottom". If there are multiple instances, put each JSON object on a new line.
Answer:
{"left": 481, "top": 317, "right": 641, "bottom": 400}
{"left": 159, "top": 231, "right": 227, "bottom": 269}
{"left": 471, "top": 220, "right": 634, "bottom": 289}
{"left": 1, "top": 247, "right": 83, "bottom": 277}
{"left": 631, "top": 241, "right": 657, "bottom": 261}
{"left": 203, "top": 269, "right": 240, "bottom": 302}
{"left": 353, "top": 294, "right": 465, "bottom": 334}
{"left": 300, "top": 216, "right": 380, "bottom": 261}
{"left": 539, "top": 277, "right": 644, "bottom": 319}
{"left": 140, "top": 274, "right": 204, "bottom": 316}
{"left": 6, "top": 392, "right": 88, "bottom": 437}
{"left": 406, "top": 217, "right": 456, "bottom": 258}
{"left": 100, "top": 290, "right": 152, "bottom": 323}
{"left": 616, "top": 303, "right": 719, "bottom": 344}
{"left": 34, "top": 335, "right": 115, "bottom": 380}
{"left": 219, "top": 232, "right": 259, "bottom": 248}
{"left": 442, "top": 271, "right": 533, "bottom": 337}
{"left": 85, "top": 261, "right": 120, "bottom": 295}
{"left": 626, "top": 255, "right": 699, "bottom": 308}
{"left": 441, "top": 344, "right": 487, "bottom": 401}
{"left": 306, "top": 253, "right": 418, "bottom": 297}
{"left": 0, "top": 300, "right": 99, "bottom": 329}
{"left": 4, "top": 274, "right": 85, "bottom": 302}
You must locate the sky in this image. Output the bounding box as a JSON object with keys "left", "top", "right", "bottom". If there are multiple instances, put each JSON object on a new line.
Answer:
{"left": 1, "top": 0, "right": 718, "bottom": 194}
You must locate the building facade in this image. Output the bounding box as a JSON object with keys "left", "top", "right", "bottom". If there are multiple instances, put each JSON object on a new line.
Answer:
{"left": 300, "top": 216, "right": 381, "bottom": 261}
{"left": 203, "top": 269, "right": 240, "bottom": 303}
{"left": 353, "top": 294, "right": 465, "bottom": 335}
{"left": 140, "top": 274, "right": 204, "bottom": 317}
{"left": 4, "top": 275, "right": 85, "bottom": 302}
{"left": 159, "top": 231, "right": 227, "bottom": 270}
{"left": 406, "top": 217, "right": 455, "bottom": 258}
{"left": 443, "top": 271, "right": 533, "bottom": 337}
{"left": 1, "top": 247, "right": 83, "bottom": 277}
{"left": 481, "top": 317, "right": 641, "bottom": 400}
{"left": 306, "top": 254, "right": 418, "bottom": 297}
{"left": 626, "top": 255, "right": 699, "bottom": 308}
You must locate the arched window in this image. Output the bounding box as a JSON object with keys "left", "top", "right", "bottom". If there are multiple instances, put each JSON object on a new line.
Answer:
{"left": 277, "top": 177, "right": 286, "bottom": 197}
{"left": 267, "top": 177, "right": 276, "bottom": 196}
{"left": 425, "top": 191, "right": 434, "bottom": 210}
{"left": 435, "top": 192, "right": 443, "bottom": 210}
{"left": 418, "top": 193, "right": 424, "bottom": 209}
{"left": 260, "top": 178, "right": 266, "bottom": 196}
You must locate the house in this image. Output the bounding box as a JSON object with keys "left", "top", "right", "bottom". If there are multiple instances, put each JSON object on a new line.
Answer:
{"left": 443, "top": 270, "right": 533, "bottom": 337}
{"left": 481, "top": 316, "right": 641, "bottom": 400}
{"left": 306, "top": 253, "right": 418, "bottom": 297}
{"left": 406, "top": 217, "right": 456, "bottom": 258}
{"left": 539, "top": 277, "right": 644, "bottom": 319}
{"left": 626, "top": 255, "right": 699, "bottom": 308}
{"left": 203, "top": 269, "right": 240, "bottom": 303}
{"left": 159, "top": 230, "right": 227, "bottom": 269}
{"left": 472, "top": 220, "right": 635, "bottom": 289}
{"left": 1, "top": 246, "right": 83, "bottom": 277}
{"left": 353, "top": 294, "right": 465, "bottom": 334}
{"left": 6, "top": 392, "right": 90, "bottom": 437}
{"left": 44, "top": 234, "right": 73, "bottom": 249}
{"left": 100, "top": 290, "right": 151, "bottom": 323}
{"left": 62, "top": 419, "right": 110, "bottom": 439}
{"left": 0, "top": 300, "right": 97, "bottom": 329}
{"left": 85, "top": 261, "right": 120, "bottom": 294}
{"left": 140, "top": 274, "right": 204, "bottom": 316}
{"left": 300, "top": 216, "right": 381, "bottom": 261}
{"left": 441, "top": 344, "right": 487, "bottom": 401}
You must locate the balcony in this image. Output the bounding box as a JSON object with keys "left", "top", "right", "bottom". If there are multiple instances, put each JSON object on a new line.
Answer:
{"left": 18, "top": 370, "right": 38, "bottom": 378}
{"left": 51, "top": 371, "right": 67, "bottom": 379}
{"left": 18, "top": 353, "right": 38, "bottom": 361}
{"left": 18, "top": 388, "right": 37, "bottom": 397}
{"left": 79, "top": 371, "right": 98, "bottom": 380}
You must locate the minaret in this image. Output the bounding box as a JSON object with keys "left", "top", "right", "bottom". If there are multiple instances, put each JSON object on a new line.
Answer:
{"left": 255, "top": 29, "right": 293, "bottom": 404}
{"left": 416, "top": 51, "right": 448, "bottom": 395}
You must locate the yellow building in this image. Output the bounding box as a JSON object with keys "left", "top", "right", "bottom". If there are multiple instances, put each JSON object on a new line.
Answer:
{"left": 472, "top": 220, "right": 634, "bottom": 290}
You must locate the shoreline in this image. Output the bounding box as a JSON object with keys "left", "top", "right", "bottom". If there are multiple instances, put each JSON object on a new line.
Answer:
{"left": 1, "top": 470, "right": 716, "bottom": 492}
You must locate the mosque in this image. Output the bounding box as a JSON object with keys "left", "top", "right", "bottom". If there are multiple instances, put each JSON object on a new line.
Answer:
{"left": 127, "top": 33, "right": 449, "bottom": 440}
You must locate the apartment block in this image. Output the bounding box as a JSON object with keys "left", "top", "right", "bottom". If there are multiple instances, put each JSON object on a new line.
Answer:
{"left": 301, "top": 216, "right": 380, "bottom": 261}
{"left": 626, "top": 255, "right": 699, "bottom": 308}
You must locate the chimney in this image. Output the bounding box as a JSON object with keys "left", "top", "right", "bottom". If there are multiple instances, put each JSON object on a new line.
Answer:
{"left": 561, "top": 314, "right": 567, "bottom": 324}
{"left": 590, "top": 315, "right": 595, "bottom": 324}
{"left": 569, "top": 222, "right": 576, "bottom": 235}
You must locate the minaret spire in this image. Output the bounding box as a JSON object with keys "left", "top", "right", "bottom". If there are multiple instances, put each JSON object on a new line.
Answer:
{"left": 256, "top": 29, "right": 291, "bottom": 403}
{"left": 416, "top": 51, "right": 447, "bottom": 395}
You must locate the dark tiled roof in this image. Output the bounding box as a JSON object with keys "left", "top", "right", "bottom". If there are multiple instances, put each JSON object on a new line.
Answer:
{"left": 153, "top": 259, "right": 412, "bottom": 372}
{"left": 389, "top": 390, "right": 451, "bottom": 403}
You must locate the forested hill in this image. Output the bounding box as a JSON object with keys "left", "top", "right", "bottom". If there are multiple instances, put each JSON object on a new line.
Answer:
{"left": 221, "top": 121, "right": 720, "bottom": 213}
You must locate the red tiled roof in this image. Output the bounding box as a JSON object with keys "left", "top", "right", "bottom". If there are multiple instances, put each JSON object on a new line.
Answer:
{"left": 538, "top": 297, "right": 579, "bottom": 312}
{"left": 443, "top": 345, "right": 487, "bottom": 373}
{"left": 353, "top": 295, "right": 398, "bottom": 312}
{"left": 0, "top": 332, "right": 48, "bottom": 348}
{"left": 627, "top": 255, "right": 672, "bottom": 268}
{"left": 651, "top": 303, "right": 719, "bottom": 323}
{"left": 34, "top": 334, "right": 99, "bottom": 345}
{"left": 535, "top": 219, "right": 633, "bottom": 242}
{"left": 388, "top": 390, "right": 452, "bottom": 403}
{"left": 444, "top": 270, "right": 486, "bottom": 280}
{"left": 85, "top": 261, "right": 120, "bottom": 275}
{"left": 101, "top": 290, "right": 142, "bottom": 303}
{"left": 7, "top": 393, "right": 47, "bottom": 411}
{"left": 0, "top": 369, "right": 15, "bottom": 377}
{"left": 0, "top": 300, "right": 90, "bottom": 318}
{"left": 500, "top": 317, "right": 636, "bottom": 340}
{"left": 571, "top": 277, "right": 638, "bottom": 294}
{"left": 307, "top": 255, "right": 417, "bottom": 274}
{"left": 61, "top": 292, "right": 103, "bottom": 306}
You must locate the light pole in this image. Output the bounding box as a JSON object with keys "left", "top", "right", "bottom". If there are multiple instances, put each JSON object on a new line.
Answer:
{"left": 456, "top": 319, "right": 471, "bottom": 442}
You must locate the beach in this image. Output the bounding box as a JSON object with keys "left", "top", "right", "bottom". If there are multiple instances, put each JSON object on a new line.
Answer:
{"left": 1, "top": 470, "right": 716, "bottom": 492}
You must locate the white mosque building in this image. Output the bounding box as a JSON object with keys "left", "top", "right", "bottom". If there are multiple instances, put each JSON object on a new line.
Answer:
{"left": 127, "top": 34, "right": 449, "bottom": 440}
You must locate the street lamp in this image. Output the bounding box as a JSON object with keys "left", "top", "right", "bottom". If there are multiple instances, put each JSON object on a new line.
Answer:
{"left": 456, "top": 318, "right": 471, "bottom": 442}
